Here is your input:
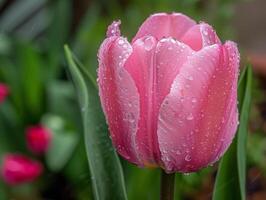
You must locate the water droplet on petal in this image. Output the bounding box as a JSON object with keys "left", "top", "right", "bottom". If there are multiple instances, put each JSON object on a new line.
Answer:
{"left": 187, "top": 75, "right": 193, "bottom": 81}
{"left": 118, "top": 70, "right": 123, "bottom": 79}
{"left": 191, "top": 97, "right": 197, "bottom": 103}
{"left": 106, "top": 20, "right": 121, "bottom": 37}
{"left": 144, "top": 37, "right": 155, "bottom": 51}
{"left": 123, "top": 43, "right": 128, "bottom": 49}
{"left": 203, "top": 30, "right": 208, "bottom": 36}
{"left": 127, "top": 112, "right": 135, "bottom": 123}
{"left": 185, "top": 155, "right": 191, "bottom": 162}
{"left": 186, "top": 113, "right": 194, "bottom": 120}
{"left": 118, "top": 39, "right": 124, "bottom": 45}
{"left": 167, "top": 46, "right": 173, "bottom": 51}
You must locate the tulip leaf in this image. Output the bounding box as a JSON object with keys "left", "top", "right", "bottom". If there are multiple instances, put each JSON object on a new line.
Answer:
{"left": 17, "top": 43, "right": 43, "bottom": 120}
{"left": 213, "top": 65, "right": 252, "bottom": 200}
{"left": 64, "top": 45, "right": 127, "bottom": 200}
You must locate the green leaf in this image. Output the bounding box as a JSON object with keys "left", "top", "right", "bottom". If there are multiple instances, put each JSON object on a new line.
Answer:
{"left": 16, "top": 43, "right": 43, "bottom": 120}
{"left": 43, "top": 114, "right": 78, "bottom": 172}
{"left": 237, "top": 65, "right": 252, "bottom": 200}
{"left": 213, "top": 65, "right": 252, "bottom": 200}
{"left": 0, "top": 181, "right": 7, "bottom": 200}
{"left": 64, "top": 45, "right": 127, "bottom": 200}
{"left": 45, "top": 0, "right": 71, "bottom": 79}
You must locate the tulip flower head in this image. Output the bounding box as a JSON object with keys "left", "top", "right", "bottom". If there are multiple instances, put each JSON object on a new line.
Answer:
{"left": 97, "top": 13, "right": 239, "bottom": 173}
{"left": 1, "top": 154, "right": 43, "bottom": 185}
{"left": 0, "top": 83, "right": 9, "bottom": 103}
{"left": 26, "top": 125, "right": 52, "bottom": 154}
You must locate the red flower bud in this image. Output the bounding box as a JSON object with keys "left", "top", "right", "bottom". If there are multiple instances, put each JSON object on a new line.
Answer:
{"left": 1, "top": 154, "right": 43, "bottom": 185}
{"left": 0, "top": 83, "right": 9, "bottom": 103}
{"left": 26, "top": 125, "right": 52, "bottom": 154}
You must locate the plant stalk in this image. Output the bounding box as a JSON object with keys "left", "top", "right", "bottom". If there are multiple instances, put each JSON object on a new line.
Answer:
{"left": 160, "top": 170, "right": 175, "bottom": 200}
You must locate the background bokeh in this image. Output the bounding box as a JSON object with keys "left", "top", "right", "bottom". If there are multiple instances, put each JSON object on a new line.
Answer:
{"left": 0, "top": 0, "right": 265, "bottom": 199}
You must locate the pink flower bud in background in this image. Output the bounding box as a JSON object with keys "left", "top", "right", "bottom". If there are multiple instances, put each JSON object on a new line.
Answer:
{"left": 26, "top": 125, "right": 52, "bottom": 154}
{"left": 0, "top": 83, "right": 9, "bottom": 103}
{"left": 1, "top": 154, "right": 43, "bottom": 185}
{"left": 97, "top": 13, "right": 240, "bottom": 173}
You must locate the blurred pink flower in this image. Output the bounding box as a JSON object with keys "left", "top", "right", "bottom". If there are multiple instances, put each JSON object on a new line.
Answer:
{"left": 0, "top": 83, "right": 9, "bottom": 103}
{"left": 26, "top": 125, "right": 52, "bottom": 154}
{"left": 97, "top": 13, "right": 239, "bottom": 173}
{"left": 1, "top": 154, "right": 43, "bottom": 185}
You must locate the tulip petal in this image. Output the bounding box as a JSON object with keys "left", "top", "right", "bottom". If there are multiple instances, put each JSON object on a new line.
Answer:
{"left": 124, "top": 36, "right": 194, "bottom": 166}
{"left": 98, "top": 36, "right": 141, "bottom": 165}
{"left": 132, "top": 13, "right": 196, "bottom": 42}
{"left": 180, "top": 23, "right": 221, "bottom": 51}
{"left": 158, "top": 43, "right": 239, "bottom": 173}
{"left": 124, "top": 36, "right": 159, "bottom": 165}
{"left": 106, "top": 20, "right": 121, "bottom": 37}
{"left": 155, "top": 38, "right": 194, "bottom": 103}
{"left": 211, "top": 41, "right": 240, "bottom": 161}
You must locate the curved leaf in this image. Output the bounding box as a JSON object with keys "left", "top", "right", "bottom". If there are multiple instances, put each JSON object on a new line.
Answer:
{"left": 64, "top": 45, "right": 127, "bottom": 200}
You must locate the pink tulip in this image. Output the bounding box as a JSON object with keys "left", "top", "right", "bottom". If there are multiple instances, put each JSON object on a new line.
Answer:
{"left": 26, "top": 125, "right": 52, "bottom": 154}
{"left": 0, "top": 83, "right": 9, "bottom": 103}
{"left": 97, "top": 13, "right": 239, "bottom": 173}
{"left": 1, "top": 154, "right": 43, "bottom": 185}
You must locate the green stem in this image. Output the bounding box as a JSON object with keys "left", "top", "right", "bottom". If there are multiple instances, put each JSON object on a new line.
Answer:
{"left": 160, "top": 170, "right": 175, "bottom": 200}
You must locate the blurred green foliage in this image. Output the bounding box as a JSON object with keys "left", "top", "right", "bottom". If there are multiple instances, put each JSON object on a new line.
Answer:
{"left": 0, "top": 0, "right": 263, "bottom": 199}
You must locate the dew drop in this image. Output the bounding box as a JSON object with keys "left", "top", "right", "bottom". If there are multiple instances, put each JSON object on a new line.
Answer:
{"left": 144, "top": 37, "right": 155, "bottom": 51}
{"left": 186, "top": 113, "right": 194, "bottom": 120}
{"left": 185, "top": 155, "right": 191, "bottom": 162}
{"left": 118, "top": 39, "right": 124, "bottom": 45}
{"left": 123, "top": 43, "right": 128, "bottom": 49}
{"left": 127, "top": 112, "right": 135, "bottom": 123}
{"left": 203, "top": 30, "right": 208, "bottom": 36}
{"left": 166, "top": 157, "right": 170, "bottom": 162}
{"left": 191, "top": 97, "right": 197, "bottom": 103}
{"left": 187, "top": 75, "right": 193, "bottom": 81}
{"left": 167, "top": 46, "right": 173, "bottom": 51}
{"left": 106, "top": 20, "right": 121, "bottom": 37}
{"left": 81, "top": 106, "right": 86, "bottom": 112}
{"left": 118, "top": 70, "right": 123, "bottom": 79}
